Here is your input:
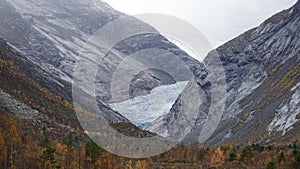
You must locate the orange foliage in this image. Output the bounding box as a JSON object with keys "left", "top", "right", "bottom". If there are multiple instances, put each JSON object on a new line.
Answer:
{"left": 0, "top": 128, "right": 5, "bottom": 164}
{"left": 210, "top": 147, "right": 225, "bottom": 168}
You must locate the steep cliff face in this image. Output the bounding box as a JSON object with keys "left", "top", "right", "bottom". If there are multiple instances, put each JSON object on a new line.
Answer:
{"left": 147, "top": 1, "right": 300, "bottom": 144}
{"left": 208, "top": 1, "right": 300, "bottom": 144}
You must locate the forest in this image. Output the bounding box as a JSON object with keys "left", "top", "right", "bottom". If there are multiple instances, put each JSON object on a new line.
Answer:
{"left": 0, "top": 112, "right": 300, "bottom": 169}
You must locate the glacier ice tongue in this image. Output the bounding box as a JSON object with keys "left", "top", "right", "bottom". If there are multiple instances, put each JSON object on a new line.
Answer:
{"left": 109, "top": 81, "right": 188, "bottom": 126}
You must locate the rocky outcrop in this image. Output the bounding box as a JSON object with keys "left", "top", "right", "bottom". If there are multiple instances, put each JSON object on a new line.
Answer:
{"left": 0, "top": 89, "right": 39, "bottom": 119}
{"left": 147, "top": 1, "right": 300, "bottom": 144}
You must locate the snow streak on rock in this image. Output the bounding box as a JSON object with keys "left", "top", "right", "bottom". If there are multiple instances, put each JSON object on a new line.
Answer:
{"left": 268, "top": 82, "right": 300, "bottom": 136}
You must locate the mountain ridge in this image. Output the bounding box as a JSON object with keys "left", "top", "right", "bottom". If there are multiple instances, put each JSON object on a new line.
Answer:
{"left": 147, "top": 0, "right": 300, "bottom": 145}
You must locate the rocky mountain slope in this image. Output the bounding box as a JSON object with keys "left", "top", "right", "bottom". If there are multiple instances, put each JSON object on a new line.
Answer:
{"left": 208, "top": 0, "right": 300, "bottom": 145}
{"left": 148, "top": 0, "right": 300, "bottom": 145}
{"left": 0, "top": 0, "right": 203, "bottom": 102}
{"left": 0, "top": 37, "right": 155, "bottom": 143}
{"left": 0, "top": 0, "right": 206, "bottom": 128}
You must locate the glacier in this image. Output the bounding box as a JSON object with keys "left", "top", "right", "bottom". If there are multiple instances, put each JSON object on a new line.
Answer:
{"left": 109, "top": 81, "right": 188, "bottom": 126}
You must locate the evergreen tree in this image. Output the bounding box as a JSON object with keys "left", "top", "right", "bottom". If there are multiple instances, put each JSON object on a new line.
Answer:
{"left": 63, "top": 132, "right": 75, "bottom": 149}
{"left": 41, "top": 127, "right": 50, "bottom": 147}
{"left": 241, "top": 146, "right": 253, "bottom": 163}
{"left": 63, "top": 132, "right": 75, "bottom": 169}
{"left": 266, "top": 161, "right": 276, "bottom": 169}
{"left": 39, "top": 146, "right": 60, "bottom": 169}
{"left": 292, "top": 151, "right": 300, "bottom": 169}
{"left": 229, "top": 151, "right": 237, "bottom": 161}
{"left": 85, "top": 141, "right": 100, "bottom": 164}
{"left": 278, "top": 151, "right": 285, "bottom": 163}
{"left": 199, "top": 149, "right": 206, "bottom": 162}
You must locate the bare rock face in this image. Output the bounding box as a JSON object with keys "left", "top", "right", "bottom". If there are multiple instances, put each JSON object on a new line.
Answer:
{"left": 0, "top": 89, "right": 39, "bottom": 119}
{"left": 205, "top": 1, "right": 300, "bottom": 144}
{"left": 129, "top": 68, "right": 177, "bottom": 99}
{"left": 146, "top": 1, "right": 300, "bottom": 144}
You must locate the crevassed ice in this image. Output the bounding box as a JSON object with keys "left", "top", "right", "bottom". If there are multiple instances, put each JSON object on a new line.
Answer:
{"left": 109, "top": 81, "right": 189, "bottom": 126}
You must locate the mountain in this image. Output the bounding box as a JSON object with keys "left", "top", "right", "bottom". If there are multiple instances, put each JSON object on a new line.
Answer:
{"left": 0, "top": 0, "right": 299, "bottom": 146}
{"left": 0, "top": 0, "right": 206, "bottom": 126}
{"left": 147, "top": 1, "right": 300, "bottom": 145}
{"left": 208, "top": 1, "right": 300, "bottom": 145}
{"left": 0, "top": 0, "right": 300, "bottom": 168}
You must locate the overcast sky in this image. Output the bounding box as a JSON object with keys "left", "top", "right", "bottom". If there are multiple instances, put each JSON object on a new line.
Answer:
{"left": 104, "top": 0, "right": 297, "bottom": 47}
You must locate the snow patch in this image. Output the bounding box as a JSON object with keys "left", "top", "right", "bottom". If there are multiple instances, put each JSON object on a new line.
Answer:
{"left": 222, "top": 129, "right": 232, "bottom": 141}
{"left": 246, "top": 111, "right": 255, "bottom": 123}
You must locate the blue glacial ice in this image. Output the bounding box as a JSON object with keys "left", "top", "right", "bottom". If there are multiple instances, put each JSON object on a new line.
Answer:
{"left": 109, "top": 81, "right": 189, "bottom": 126}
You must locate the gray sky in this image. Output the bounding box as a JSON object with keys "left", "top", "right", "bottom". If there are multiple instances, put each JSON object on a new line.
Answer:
{"left": 104, "top": 0, "right": 297, "bottom": 47}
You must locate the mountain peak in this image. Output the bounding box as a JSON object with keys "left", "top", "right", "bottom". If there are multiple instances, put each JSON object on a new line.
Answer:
{"left": 295, "top": 0, "right": 300, "bottom": 10}
{"left": 262, "top": 1, "right": 299, "bottom": 25}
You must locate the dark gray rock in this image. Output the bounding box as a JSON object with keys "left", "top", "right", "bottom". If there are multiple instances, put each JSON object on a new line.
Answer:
{"left": 146, "top": 1, "right": 300, "bottom": 144}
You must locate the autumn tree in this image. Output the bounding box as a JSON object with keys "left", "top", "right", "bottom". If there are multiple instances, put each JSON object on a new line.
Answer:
{"left": 136, "top": 160, "right": 147, "bottom": 169}
{"left": 55, "top": 143, "right": 67, "bottom": 168}
{"left": 125, "top": 160, "right": 133, "bottom": 169}
{"left": 0, "top": 128, "right": 5, "bottom": 167}
{"left": 0, "top": 58, "right": 4, "bottom": 73}
{"left": 209, "top": 147, "right": 225, "bottom": 168}
{"left": 9, "top": 125, "right": 21, "bottom": 169}
{"left": 23, "top": 137, "right": 40, "bottom": 169}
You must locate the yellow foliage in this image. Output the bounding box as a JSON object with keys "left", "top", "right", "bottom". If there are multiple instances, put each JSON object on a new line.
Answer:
{"left": 0, "top": 128, "right": 5, "bottom": 162}
{"left": 210, "top": 147, "right": 225, "bottom": 168}
{"left": 125, "top": 160, "right": 133, "bottom": 169}
{"left": 136, "top": 160, "right": 147, "bottom": 169}
{"left": 0, "top": 58, "right": 4, "bottom": 70}
{"left": 10, "top": 125, "right": 21, "bottom": 144}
